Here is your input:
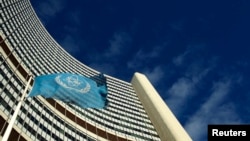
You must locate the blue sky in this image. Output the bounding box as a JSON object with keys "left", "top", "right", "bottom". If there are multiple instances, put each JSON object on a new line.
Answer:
{"left": 31, "top": 0, "right": 250, "bottom": 140}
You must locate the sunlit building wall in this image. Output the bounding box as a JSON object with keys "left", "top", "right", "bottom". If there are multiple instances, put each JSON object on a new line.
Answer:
{"left": 0, "top": 0, "right": 191, "bottom": 141}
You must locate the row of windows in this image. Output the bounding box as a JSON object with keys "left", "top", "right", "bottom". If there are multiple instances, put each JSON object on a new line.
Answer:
{"left": 1, "top": 0, "right": 29, "bottom": 27}
{"left": 3, "top": 17, "right": 59, "bottom": 75}
{"left": 0, "top": 96, "right": 96, "bottom": 141}
{"left": 13, "top": 20, "right": 156, "bottom": 135}
{"left": 24, "top": 26, "right": 76, "bottom": 75}
{"left": 1, "top": 0, "right": 25, "bottom": 7}
{"left": 107, "top": 84, "right": 139, "bottom": 102}
{"left": 0, "top": 0, "right": 32, "bottom": 35}
{"left": 0, "top": 55, "right": 100, "bottom": 140}
{"left": 106, "top": 77, "right": 135, "bottom": 93}
{"left": 108, "top": 98, "right": 148, "bottom": 121}
{"left": 0, "top": 28, "right": 159, "bottom": 140}
{"left": 108, "top": 87, "right": 141, "bottom": 105}
{"left": 108, "top": 89, "right": 145, "bottom": 111}
{"left": 1, "top": 43, "right": 158, "bottom": 141}
{"left": 1, "top": 51, "right": 144, "bottom": 140}
{"left": 66, "top": 104, "right": 158, "bottom": 140}
{"left": 67, "top": 104, "right": 158, "bottom": 139}
{"left": 0, "top": 1, "right": 161, "bottom": 140}
{"left": 21, "top": 101, "right": 96, "bottom": 141}
{"left": 0, "top": 80, "right": 97, "bottom": 140}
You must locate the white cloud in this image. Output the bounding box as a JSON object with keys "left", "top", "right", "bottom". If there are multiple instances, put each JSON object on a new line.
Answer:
{"left": 167, "top": 46, "right": 244, "bottom": 141}
{"left": 136, "top": 47, "right": 161, "bottom": 60}
{"left": 201, "top": 80, "right": 231, "bottom": 112}
{"left": 172, "top": 44, "right": 207, "bottom": 67}
{"left": 166, "top": 77, "right": 194, "bottom": 115}
{"left": 127, "top": 44, "right": 166, "bottom": 86}
{"left": 168, "top": 78, "right": 193, "bottom": 98}
{"left": 127, "top": 45, "right": 163, "bottom": 69}
{"left": 36, "top": 0, "right": 66, "bottom": 23}
{"left": 67, "top": 10, "right": 82, "bottom": 26}
{"left": 89, "top": 63, "right": 115, "bottom": 76}
{"left": 166, "top": 44, "right": 215, "bottom": 116}
{"left": 59, "top": 35, "right": 84, "bottom": 56}
{"left": 143, "top": 66, "right": 164, "bottom": 85}
{"left": 184, "top": 78, "right": 242, "bottom": 141}
{"left": 166, "top": 64, "right": 212, "bottom": 116}
{"left": 58, "top": 31, "right": 132, "bottom": 76}
{"left": 85, "top": 32, "right": 131, "bottom": 75}
{"left": 104, "top": 32, "right": 131, "bottom": 58}
{"left": 172, "top": 49, "right": 190, "bottom": 66}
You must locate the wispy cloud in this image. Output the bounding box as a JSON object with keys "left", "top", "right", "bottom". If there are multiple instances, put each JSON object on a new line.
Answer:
{"left": 184, "top": 78, "right": 242, "bottom": 141}
{"left": 143, "top": 66, "right": 164, "bottom": 85}
{"left": 166, "top": 77, "right": 196, "bottom": 117}
{"left": 169, "top": 19, "right": 185, "bottom": 32}
{"left": 66, "top": 10, "right": 82, "bottom": 27}
{"left": 127, "top": 45, "right": 164, "bottom": 69}
{"left": 81, "top": 31, "right": 132, "bottom": 75}
{"left": 104, "top": 32, "right": 132, "bottom": 58}
{"left": 166, "top": 46, "right": 214, "bottom": 116}
{"left": 167, "top": 77, "right": 193, "bottom": 98}
{"left": 127, "top": 44, "right": 166, "bottom": 85}
{"left": 172, "top": 49, "right": 190, "bottom": 66}
{"left": 172, "top": 44, "right": 207, "bottom": 67}
{"left": 89, "top": 63, "right": 116, "bottom": 75}
{"left": 35, "top": 0, "right": 66, "bottom": 24}
{"left": 166, "top": 45, "right": 245, "bottom": 141}
{"left": 60, "top": 35, "right": 82, "bottom": 55}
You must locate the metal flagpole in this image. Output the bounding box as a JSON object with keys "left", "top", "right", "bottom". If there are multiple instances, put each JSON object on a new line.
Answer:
{"left": 2, "top": 75, "right": 33, "bottom": 141}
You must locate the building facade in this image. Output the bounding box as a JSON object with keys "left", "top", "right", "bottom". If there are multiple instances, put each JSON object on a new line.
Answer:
{"left": 0, "top": 0, "right": 191, "bottom": 141}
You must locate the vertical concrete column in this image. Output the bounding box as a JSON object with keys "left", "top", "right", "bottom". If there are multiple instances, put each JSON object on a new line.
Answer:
{"left": 131, "top": 72, "right": 192, "bottom": 141}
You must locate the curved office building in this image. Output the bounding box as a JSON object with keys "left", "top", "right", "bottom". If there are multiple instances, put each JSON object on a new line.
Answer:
{"left": 0, "top": 0, "right": 192, "bottom": 141}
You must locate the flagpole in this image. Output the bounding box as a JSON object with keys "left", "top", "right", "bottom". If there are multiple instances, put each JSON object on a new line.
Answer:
{"left": 2, "top": 75, "right": 33, "bottom": 141}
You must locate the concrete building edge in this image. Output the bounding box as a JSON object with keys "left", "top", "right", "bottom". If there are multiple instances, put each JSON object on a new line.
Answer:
{"left": 131, "top": 72, "right": 192, "bottom": 141}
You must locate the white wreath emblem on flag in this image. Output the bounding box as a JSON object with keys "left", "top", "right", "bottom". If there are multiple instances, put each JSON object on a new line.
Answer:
{"left": 55, "top": 74, "right": 91, "bottom": 93}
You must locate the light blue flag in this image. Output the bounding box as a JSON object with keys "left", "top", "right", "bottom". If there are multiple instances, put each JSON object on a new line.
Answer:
{"left": 28, "top": 73, "right": 108, "bottom": 109}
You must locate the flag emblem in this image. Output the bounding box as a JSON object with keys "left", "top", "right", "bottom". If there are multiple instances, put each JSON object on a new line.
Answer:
{"left": 55, "top": 74, "right": 91, "bottom": 93}
{"left": 28, "top": 73, "right": 108, "bottom": 109}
